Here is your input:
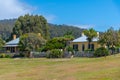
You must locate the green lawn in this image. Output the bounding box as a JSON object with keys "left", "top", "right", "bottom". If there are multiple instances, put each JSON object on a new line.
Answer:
{"left": 0, "top": 54, "right": 120, "bottom": 80}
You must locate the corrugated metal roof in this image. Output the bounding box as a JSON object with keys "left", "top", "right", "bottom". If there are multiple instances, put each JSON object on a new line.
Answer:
{"left": 6, "top": 38, "right": 19, "bottom": 45}
{"left": 72, "top": 36, "right": 98, "bottom": 42}
{"left": 4, "top": 44, "right": 18, "bottom": 47}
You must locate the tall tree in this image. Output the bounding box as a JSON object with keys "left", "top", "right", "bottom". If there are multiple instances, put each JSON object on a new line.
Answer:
{"left": 117, "top": 29, "right": 120, "bottom": 47}
{"left": 83, "top": 28, "right": 97, "bottom": 50}
{"left": 99, "top": 27, "right": 120, "bottom": 54}
{"left": 64, "top": 31, "right": 74, "bottom": 40}
{"left": 99, "top": 27, "right": 118, "bottom": 48}
{"left": 11, "top": 14, "right": 49, "bottom": 40}
{"left": 19, "top": 33, "right": 46, "bottom": 52}
{"left": 0, "top": 38, "right": 5, "bottom": 49}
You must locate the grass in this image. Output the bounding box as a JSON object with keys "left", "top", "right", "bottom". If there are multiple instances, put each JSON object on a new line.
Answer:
{"left": 0, "top": 54, "right": 120, "bottom": 80}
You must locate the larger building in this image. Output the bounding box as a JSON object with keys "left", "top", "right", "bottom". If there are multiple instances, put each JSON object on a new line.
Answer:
{"left": 70, "top": 32, "right": 100, "bottom": 51}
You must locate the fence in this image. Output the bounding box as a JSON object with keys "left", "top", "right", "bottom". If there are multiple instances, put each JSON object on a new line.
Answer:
{"left": 1, "top": 50, "right": 119, "bottom": 58}
{"left": 30, "top": 51, "right": 94, "bottom": 58}
{"left": 30, "top": 52, "right": 47, "bottom": 58}
{"left": 74, "top": 51, "right": 94, "bottom": 57}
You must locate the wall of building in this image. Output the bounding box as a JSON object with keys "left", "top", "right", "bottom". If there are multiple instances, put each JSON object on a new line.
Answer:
{"left": 70, "top": 41, "right": 100, "bottom": 51}
{"left": 5, "top": 47, "right": 19, "bottom": 53}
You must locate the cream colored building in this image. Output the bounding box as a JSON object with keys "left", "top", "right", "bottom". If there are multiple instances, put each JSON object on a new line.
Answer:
{"left": 70, "top": 33, "right": 100, "bottom": 51}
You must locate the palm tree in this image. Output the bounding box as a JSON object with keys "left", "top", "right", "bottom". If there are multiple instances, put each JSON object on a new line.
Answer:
{"left": 83, "top": 28, "right": 97, "bottom": 51}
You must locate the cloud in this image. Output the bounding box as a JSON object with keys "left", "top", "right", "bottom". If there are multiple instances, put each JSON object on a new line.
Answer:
{"left": 70, "top": 24, "right": 95, "bottom": 29}
{"left": 0, "top": 0, "right": 32, "bottom": 19}
{"left": 109, "top": 24, "right": 120, "bottom": 30}
{"left": 44, "top": 14, "right": 56, "bottom": 23}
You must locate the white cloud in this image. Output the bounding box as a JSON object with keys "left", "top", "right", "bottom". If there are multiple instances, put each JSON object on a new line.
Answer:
{"left": 0, "top": 0, "right": 32, "bottom": 19}
{"left": 44, "top": 14, "right": 56, "bottom": 23}
{"left": 70, "top": 24, "right": 95, "bottom": 29}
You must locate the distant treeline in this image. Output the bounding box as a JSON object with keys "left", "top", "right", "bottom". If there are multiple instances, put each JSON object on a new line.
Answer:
{"left": 0, "top": 19, "right": 84, "bottom": 41}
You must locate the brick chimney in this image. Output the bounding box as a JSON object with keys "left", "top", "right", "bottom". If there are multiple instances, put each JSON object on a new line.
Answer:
{"left": 97, "top": 32, "right": 99, "bottom": 37}
{"left": 13, "top": 34, "right": 16, "bottom": 40}
{"left": 38, "top": 33, "right": 41, "bottom": 37}
{"left": 82, "top": 32, "right": 85, "bottom": 36}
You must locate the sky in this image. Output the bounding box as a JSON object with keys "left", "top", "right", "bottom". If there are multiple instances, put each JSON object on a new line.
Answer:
{"left": 0, "top": 0, "right": 120, "bottom": 31}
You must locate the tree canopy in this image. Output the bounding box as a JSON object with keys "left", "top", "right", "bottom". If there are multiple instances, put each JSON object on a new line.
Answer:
{"left": 99, "top": 27, "right": 119, "bottom": 48}
{"left": 83, "top": 28, "right": 97, "bottom": 43}
{"left": 83, "top": 28, "right": 97, "bottom": 50}
{"left": 19, "top": 33, "right": 46, "bottom": 52}
{"left": 43, "top": 35, "right": 74, "bottom": 51}
{"left": 0, "top": 38, "right": 5, "bottom": 49}
{"left": 12, "top": 14, "right": 49, "bottom": 40}
{"left": 0, "top": 19, "right": 84, "bottom": 41}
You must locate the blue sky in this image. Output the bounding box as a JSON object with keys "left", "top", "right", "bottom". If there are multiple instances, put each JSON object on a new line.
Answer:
{"left": 1, "top": 0, "right": 120, "bottom": 31}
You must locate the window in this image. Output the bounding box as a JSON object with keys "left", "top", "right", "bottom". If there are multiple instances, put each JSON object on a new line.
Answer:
{"left": 73, "top": 44, "right": 78, "bottom": 51}
{"left": 88, "top": 44, "right": 94, "bottom": 51}
{"left": 91, "top": 44, "right": 94, "bottom": 51}
{"left": 82, "top": 44, "right": 85, "bottom": 51}
{"left": 88, "top": 44, "right": 90, "bottom": 49}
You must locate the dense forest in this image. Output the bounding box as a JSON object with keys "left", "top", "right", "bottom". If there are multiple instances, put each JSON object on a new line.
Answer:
{"left": 0, "top": 19, "right": 16, "bottom": 40}
{"left": 49, "top": 24, "right": 84, "bottom": 38}
{"left": 0, "top": 19, "right": 84, "bottom": 41}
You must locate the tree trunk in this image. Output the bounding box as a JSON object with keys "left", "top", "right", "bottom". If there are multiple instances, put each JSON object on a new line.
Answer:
{"left": 89, "top": 41, "right": 91, "bottom": 50}
{"left": 111, "top": 45, "right": 115, "bottom": 56}
{"left": 88, "top": 41, "right": 91, "bottom": 55}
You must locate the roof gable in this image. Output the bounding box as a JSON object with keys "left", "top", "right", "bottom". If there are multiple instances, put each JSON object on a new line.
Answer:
{"left": 6, "top": 38, "right": 20, "bottom": 45}
{"left": 72, "top": 35, "right": 98, "bottom": 42}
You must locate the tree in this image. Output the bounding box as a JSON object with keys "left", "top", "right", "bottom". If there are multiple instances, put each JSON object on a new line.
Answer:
{"left": 63, "top": 31, "right": 74, "bottom": 40}
{"left": 98, "top": 33, "right": 106, "bottom": 46}
{"left": 43, "top": 35, "right": 75, "bottom": 51}
{"left": 19, "top": 33, "right": 46, "bottom": 52}
{"left": 99, "top": 27, "right": 119, "bottom": 54}
{"left": 0, "top": 38, "right": 5, "bottom": 49}
{"left": 43, "top": 37, "right": 66, "bottom": 51}
{"left": 11, "top": 14, "right": 49, "bottom": 40}
{"left": 83, "top": 28, "right": 97, "bottom": 50}
{"left": 116, "top": 29, "right": 120, "bottom": 47}
{"left": 63, "top": 31, "right": 74, "bottom": 47}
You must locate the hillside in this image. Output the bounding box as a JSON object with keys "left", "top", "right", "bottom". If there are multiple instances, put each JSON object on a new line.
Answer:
{"left": 0, "top": 19, "right": 84, "bottom": 40}
{"left": 0, "top": 19, "right": 16, "bottom": 40}
{"left": 49, "top": 24, "right": 84, "bottom": 38}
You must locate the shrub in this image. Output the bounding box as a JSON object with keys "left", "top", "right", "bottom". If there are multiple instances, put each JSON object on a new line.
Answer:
{"left": 0, "top": 54, "right": 6, "bottom": 58}
{"left": 94, "top": 47, "right": 109, "bottom": 57}
{"left": 85, "top": 49, "right": 92, "bottom": 52}
{"left": 12, "top": 53, "right": 25, "bottom": 58}
{"left": 66, "top": 46, "right": 73, "bottom": 52}
{"left": 5, "top": 54, "right": 11, "bottom": 58}
{"left": 0, "top": 54, "right": 12, "bottom": 58}
{"left": 47, "top": 49, "right": 63, "bottom": 58}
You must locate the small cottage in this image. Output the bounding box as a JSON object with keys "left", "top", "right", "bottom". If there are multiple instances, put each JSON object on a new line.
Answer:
{"left": 4, "top": 35, "right": 19, "bottom": 53}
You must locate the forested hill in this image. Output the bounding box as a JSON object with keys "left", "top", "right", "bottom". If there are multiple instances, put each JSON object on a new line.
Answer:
{"left": 0, "top": 19, "right": 84, "bottom": 40}
{"left": 0, "top": 19, "right": 16, "bottom": 32}
{"left": 0, "top": 19, "right": 16, "bottom": 40}
{"left": 49, "top": 24, "right": 84, "bottom": 38}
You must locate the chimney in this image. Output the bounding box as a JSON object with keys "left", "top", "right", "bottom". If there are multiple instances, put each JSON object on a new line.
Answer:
{"left": 82, "top": 32, "right": 84, "bottom": 36}
{"left": 97, "top": 32, "right": 99, "bottom": 37}
{"left": 13, "top": 35, "right": 16, "bottom": 40}
{"left": 38, "top": 33, "right": 41, "bottom": 37}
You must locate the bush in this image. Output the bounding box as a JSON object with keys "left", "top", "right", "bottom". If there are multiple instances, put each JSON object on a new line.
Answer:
{"left": 12, "top": 53, "right": 25, "bottom": 58}
{"left": 66, "top": 46, "right": 73, "bottom": 52}
{"left": 85, "top": 49, "right": 92, "bottom": 52}
{"left": 0, "top": 53, "right": 12, "bottom": 58}
{"left": 94, "top": 47, "right": 109, "bottom": 57}
{"left": 47, "top": 49, "right": 63, "bottom": 58}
